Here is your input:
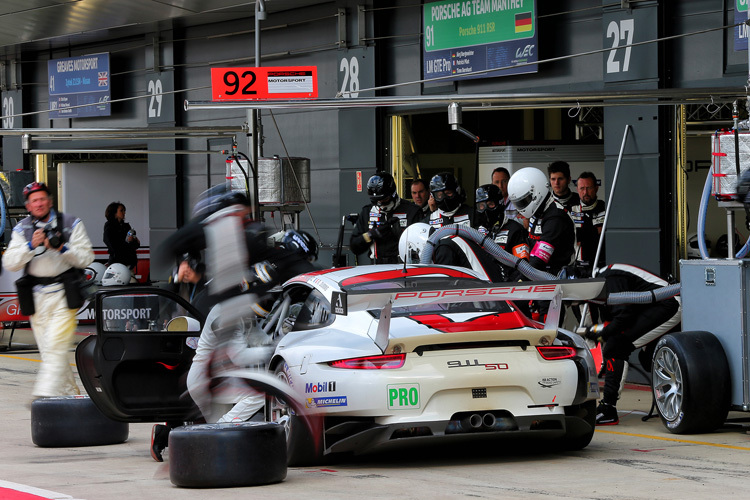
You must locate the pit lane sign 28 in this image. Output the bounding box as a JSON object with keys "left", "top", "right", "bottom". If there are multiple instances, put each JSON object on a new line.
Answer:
{"left": 211, "top": 66, "right": 318, "bottom": 100}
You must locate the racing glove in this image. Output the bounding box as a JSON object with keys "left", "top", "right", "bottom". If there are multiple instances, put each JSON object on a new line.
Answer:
{"left": 583, "top": 323, "right": 606, "bottom": 343}
{"left": 369, "top": 218, "right": 399, "bottom": 240}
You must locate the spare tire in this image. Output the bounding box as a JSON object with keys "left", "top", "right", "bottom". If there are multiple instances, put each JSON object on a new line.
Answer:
{"left": 31, "top": 395, "right": 129, "bottom": 447}
{"left": 169, "top": 422, "right": 287, "bottom": 488}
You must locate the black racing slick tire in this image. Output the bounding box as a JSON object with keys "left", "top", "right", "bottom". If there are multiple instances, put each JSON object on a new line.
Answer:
{"left": 272, "top": 362, "right": 325, "bottom": 466}
{"left": 31, "top": 395, "right": 129, "bottom": 447}
{"left": 169, "top": 422, "right": 287, "bottom": 488}
{"left": 651, "top": 331, "right": 730, "bottom": 434}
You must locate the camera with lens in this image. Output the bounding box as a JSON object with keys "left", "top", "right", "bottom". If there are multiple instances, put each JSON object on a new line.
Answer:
{"left": 44, "top": 223, "right": 65, "bottom": 249}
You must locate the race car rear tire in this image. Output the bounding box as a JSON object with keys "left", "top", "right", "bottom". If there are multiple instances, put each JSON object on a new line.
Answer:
{"left": 169, "top": 422, "right": 287, "bottom": 488}
{"left": 31, "top": 395, "right": 129, "bottom": 447}
{"left": 558, "top": 399, "right": 596, "bottom": 450}
{"left": 272, "top": 362, "right": 325, "bottom": 466}
{"left": 651, "top": 331, "right": 730, "bottom": 434}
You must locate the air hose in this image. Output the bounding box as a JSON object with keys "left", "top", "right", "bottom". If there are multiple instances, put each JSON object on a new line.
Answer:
{"left": 420, "top": 224, "right": 680, "bottom": 305}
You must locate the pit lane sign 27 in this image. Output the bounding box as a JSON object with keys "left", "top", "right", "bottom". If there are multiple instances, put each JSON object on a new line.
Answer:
{"left": 211, "top": 66, "right": 318, "bottom": 100}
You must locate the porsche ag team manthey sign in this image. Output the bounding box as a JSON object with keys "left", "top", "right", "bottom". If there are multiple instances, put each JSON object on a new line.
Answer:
{"left": 211, "top": 66, "right": 318, "bottom": 100}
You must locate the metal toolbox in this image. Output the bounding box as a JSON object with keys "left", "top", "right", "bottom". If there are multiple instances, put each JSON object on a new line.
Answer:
{"left": 680, "top": 259, "right": 750, "bottom": 410}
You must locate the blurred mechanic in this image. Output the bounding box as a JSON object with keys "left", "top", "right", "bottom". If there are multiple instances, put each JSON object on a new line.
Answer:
{"left": 2, "top": 182, "right": 94, "bottom": 398}
{"left": 350, "top": 172, "right": 422, "bottom": 264}
{"left": 426, "top": 172, "right": 474, "bottom": 228}
{"left": 548, "top": 161, "right": 580, "bottom": 212}
{"left": 582, "top": 264, "right": 681, "bottom": 425}
{"left": 474, "top": 183, "right": 528, "bottom": 281}
{"left": 151, "top": 186, "right": 316, "bottom": 461}
{"left": 508, "top": 167, "right": 575, "bottom": 276}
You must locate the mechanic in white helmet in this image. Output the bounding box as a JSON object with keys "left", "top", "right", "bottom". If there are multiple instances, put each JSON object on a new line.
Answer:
{"left": 508, "top": 167, "right": 575, "bottom": 277}
{"left": 2, "top": 181, "right": 94, "bottom": 398}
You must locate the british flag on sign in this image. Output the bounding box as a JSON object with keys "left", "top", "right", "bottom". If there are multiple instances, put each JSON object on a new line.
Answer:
{"left": 98, "top": 71, "right": 108, "bottom": 87}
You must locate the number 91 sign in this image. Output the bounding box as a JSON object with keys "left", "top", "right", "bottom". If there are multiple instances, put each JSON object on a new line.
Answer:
{"left": 211, "top": 66, "right": 318, "bottom": 100}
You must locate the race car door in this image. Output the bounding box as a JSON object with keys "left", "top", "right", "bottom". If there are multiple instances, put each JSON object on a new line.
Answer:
{"left": 75, "top": 287, "right": 205, "bottom": 422}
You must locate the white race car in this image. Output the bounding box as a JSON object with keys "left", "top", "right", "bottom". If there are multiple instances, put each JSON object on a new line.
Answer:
{"left": 262, "top": 264, "right": 603, "bottom": 465}
{"left": 75, "top": 264, "right": 603, "bottom": 466}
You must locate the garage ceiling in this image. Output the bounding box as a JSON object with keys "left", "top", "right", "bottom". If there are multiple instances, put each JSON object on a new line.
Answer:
{"left": 0, "top": 0, "right": 319, "bottom": 54}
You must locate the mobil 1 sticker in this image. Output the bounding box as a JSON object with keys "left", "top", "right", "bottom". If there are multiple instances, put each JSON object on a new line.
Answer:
{"left": 387, "top": 384, "right": 420, "bottom": 410}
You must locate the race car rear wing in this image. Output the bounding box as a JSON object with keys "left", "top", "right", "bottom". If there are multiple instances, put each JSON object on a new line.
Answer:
{"left": 336, "top": 278, "right": 606, "bottom": 313}
{"left": 333, "top": 278, "right": 606, "bottom": 353}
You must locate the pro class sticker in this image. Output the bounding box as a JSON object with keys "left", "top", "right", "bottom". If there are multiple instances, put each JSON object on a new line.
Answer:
{"left": 387, "top": 384, "right": 420, "bottom": 410}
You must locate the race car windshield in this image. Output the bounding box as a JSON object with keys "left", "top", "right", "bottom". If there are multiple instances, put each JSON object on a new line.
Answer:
{"left": 369, "top": 300, "right": 514, "bottom": 318}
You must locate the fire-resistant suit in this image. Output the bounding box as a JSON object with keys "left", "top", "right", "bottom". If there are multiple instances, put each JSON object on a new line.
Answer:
{"left": 3, "top": 210, "right": 94, "bottom": 397}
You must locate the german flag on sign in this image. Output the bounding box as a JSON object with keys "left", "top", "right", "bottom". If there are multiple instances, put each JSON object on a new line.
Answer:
{"left": 515, "top": 12, "right": 532, "bottom": 33}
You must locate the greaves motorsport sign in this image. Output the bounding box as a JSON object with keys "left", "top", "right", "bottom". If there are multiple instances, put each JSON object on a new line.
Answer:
{"left": 48, "top": 53, "right": 111, "bottom": 118}
{"left": 211, "top": 66, "right": 318, "bottom": 100}
{"left": 423, "top": 0, "right": 538, "bottom": 82}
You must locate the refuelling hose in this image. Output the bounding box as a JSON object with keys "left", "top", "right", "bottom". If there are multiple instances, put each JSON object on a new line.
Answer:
{"left": 420, "top": 224, "right": 680, "bottom": 305}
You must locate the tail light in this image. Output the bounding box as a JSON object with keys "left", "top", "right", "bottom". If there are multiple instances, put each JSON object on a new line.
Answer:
{"left": 536, "top": 346, "right": 576, "bottom": 360}
{"left": 329, "top": 353, "right": 406, "bottom": 369}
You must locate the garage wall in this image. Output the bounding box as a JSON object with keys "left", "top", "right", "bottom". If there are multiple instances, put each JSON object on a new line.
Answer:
{"left": 59, "top": 162, "right": 149, "bottom": 249}
{"left": 3, "top": 1, "right": 748, "bottom": 278}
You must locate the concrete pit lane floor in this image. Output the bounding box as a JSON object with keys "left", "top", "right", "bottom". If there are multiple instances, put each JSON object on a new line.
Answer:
{"left": 1, "top": 348, "right": 750, "bottom": 500}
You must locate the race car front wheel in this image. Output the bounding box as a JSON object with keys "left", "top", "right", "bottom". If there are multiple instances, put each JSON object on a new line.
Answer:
{"left": 651, "top": 331, "right": 730, "bottom": 434}
{"left": 272, "top": 362, "right": 325, "bottom": 466}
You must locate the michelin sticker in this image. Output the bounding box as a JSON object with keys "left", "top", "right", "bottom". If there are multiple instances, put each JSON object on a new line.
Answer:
{"left": 387, "top": 384, "right": 420, "bottom": 410}
{"left": 306, "top": 396, "right": 347, "bottom": 408}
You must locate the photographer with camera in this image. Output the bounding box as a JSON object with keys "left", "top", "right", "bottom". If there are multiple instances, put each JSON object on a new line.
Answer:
{"left": 350, "top": 172, "right": 421, "bottom": 264}
{"left": 103, "top": 201, "right": 140, "bottom": 270}
{"left": 2, "top": 182, "right": 94, "bottom": 398}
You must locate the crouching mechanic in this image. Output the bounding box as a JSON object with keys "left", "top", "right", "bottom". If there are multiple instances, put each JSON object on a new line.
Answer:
{"left": 582, "top": 264, "right": 681, "bottom": 425}
{"left": 2, "top": 181, "right": 94, "bottom": 398}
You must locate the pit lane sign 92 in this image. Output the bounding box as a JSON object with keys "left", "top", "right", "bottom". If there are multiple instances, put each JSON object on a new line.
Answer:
{"left": 211, "top": 66, "right": 318, "bottom": 100}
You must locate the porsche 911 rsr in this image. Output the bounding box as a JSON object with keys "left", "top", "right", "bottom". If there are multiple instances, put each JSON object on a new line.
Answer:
{"left": 73, "top": 264, "right": 603, "bottom": 467}
{"left": 262, "top": 265, "right": 602, "bottom": 465}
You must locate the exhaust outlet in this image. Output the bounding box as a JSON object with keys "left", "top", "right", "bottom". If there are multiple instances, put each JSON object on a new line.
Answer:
{"left": 460, "top": 413, "right": 483, "bottom": 430}
{"left": 482, "top": 412, "right": 497, "bottom": 429}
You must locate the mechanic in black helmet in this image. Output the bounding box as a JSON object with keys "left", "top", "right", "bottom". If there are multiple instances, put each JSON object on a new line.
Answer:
{"left": 350, "top": 172, "right": 422, "bottom": 264}
{"left": 279, "top": 229, "right": 319, "bottom": 263}
{"left": 426, "top": 172, "right": 474, "bottom": 228}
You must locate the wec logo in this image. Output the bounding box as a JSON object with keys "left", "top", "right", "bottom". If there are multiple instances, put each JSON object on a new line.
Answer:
{"left": 516, "top": 45, "right": 535, "bottom": 58}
